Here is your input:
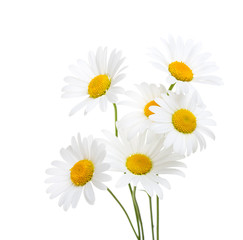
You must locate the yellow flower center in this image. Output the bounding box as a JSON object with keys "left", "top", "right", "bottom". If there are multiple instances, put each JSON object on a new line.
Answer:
{"left": 168, "top": 61, "right": 193, "bottom": 82}
{"left": 144, "top": 100, "right": 160, "bottom": 118}
{"left": 88, "top": 74, "right": 111, "bottom": 98}
{"left": 172, "top": 109, "right": 197, "bottom": 134}
{"left": 126, "top": 154, "right": 152, "bottom": 175}
{"left": 70, "top": 160, "right": 94, "bottom": 186}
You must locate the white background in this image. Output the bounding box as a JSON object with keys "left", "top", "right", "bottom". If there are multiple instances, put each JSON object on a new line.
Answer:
{"left": 0, "top": 0, "right": 242, "bottom": 239}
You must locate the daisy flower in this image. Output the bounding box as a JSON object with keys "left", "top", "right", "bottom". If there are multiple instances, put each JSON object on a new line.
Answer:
{"left": 62, "top": 47, "right": 126, "bottom": 116}
{"left": 149, "top": 92, "right": 216, "bottom": 155}
{"left": 103, "top": 130, "right": 185, "bottom": 199}
{"left": 149, "top": 36, "right": 223, "bottom": 93}
{"left": 46, "top": 134, "right": 111, "bottom": 211}
{"left": 117, "top": 83, "right": 167, "bottom": 140}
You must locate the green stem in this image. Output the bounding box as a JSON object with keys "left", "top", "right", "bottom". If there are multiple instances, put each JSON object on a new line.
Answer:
{"left": 129, "top": 184, "right": 141, "bottom": 239}
{"left": 107, "top": 188, "right": 139, "bottom": 239}
{"left": 113, "top": 103, "right": 118, "bottom": 137}
{"left": 134, "top": 187, "right": 145, "bottom": 240}
{"left": 149, "top": 195, "right": 155, "bottom": 240}
{"left": 112, "top": 105, "right": 139, "bottom": 239}
{"left": 168, "top": 83, "right": 176, "bottom": 91}
{"left": 156, "top": 196, "right": 159, "bottom": 240}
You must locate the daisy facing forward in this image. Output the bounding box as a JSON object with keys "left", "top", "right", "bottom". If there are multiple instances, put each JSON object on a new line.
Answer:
{"left": 46, "top": 134, "right": 111, "bottom": 211}
{"left": 117, "top": 82, "right": 167, "bottom": 140}
{"left": 62, "top": 47, "right": 126, "bottom": 116}
{"left": 149, "top": 92, "right": 216, "bottom": 156}
{"left": 149, "top": 36, "right": 222, "bottom": 93}
{"left": 103, "top": 130, "right": 185, "bottom": 199}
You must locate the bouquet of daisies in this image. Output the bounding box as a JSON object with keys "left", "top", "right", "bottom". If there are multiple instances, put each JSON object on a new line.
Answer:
{"left": 45, "top": 36, "right": 222, "bottom": 240}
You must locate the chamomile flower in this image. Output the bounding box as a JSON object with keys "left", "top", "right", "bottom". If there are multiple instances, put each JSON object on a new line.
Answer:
{"left": 62, "top": 47, "right": 126, "bottom": 116}
{"left": 117, "top": 83, "right": 167, "bottom": 140}
{"left": 149, "top": 92, "right": 216, "bottom": 155}
{"left": 46, "top": 134, "right": 111, "bottom": 211}
{"left": 149, "top": 36, "right": 222, "bottom": 93}
{"left": 103, "top": 130, "right": 185, "bottom": 199}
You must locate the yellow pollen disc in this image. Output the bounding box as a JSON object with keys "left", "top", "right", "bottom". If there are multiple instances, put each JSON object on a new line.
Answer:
{"left": 126, "top": 154, "right": 152, "bottom": 175}
{"left": 172, "top": 109, "right": 197, "bottom": 134}
{"left": 88, "top": 74, "right": 111, "bottom": 98}
{"left": 144, "top": 100, "right": 160, "bottom": 117}
{"left": 168, "top": 61, "right": 193, "bottom": 82}
{"left": 70, "top": 160, "right": 94, "bottom": 186}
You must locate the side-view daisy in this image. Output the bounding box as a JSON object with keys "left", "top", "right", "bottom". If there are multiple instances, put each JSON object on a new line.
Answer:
{"left": 46, "top": 134, "right": 111, "bottom": 211}
{"left": 103, "top": 130, "right": 185, "bottom": 199}
{"left": 62, "top": 47, "right": 126, "bottom": 116}
{"left": 149, "top": 36, "right": 223, "bottom": 93}
{"left": 117, "top": 83, "right": 167, "bottom": 140}
{"left": 149, "top": 91, "right": 216, "bottom": 155}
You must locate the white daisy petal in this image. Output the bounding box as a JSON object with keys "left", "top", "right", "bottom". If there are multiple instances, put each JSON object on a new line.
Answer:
{"left": 46, "top": 134, "right": 110, "bottom": 210}
{"left": 60, "top": 148, "right": 75, "bottom": 165}
{"left": 104, "top": 130, "right": 185, "bottom": 199}
{"left": 116, "top": 174, "right": 134, "bottom": 187}
{"left": 94, "top": 173, "right": 111, "bottom": 182}
{"left": 153, "top": 183, "right": 164, "bottom": 199}
{"left": 140, "top": 177, "right": 154, "bottom": 197}
{"left": 194, "top": 75, "right": 223, "bottom": 85}
{"left": 157, "top": 177, "right": 171, "bottom": 189}
{"left": 151, "top": 92, "right": 215, "bottom": 155}
{"left": 85, "top": 98, "right": 99, "bottom": 113}
{"left": 69, "top": 98, "right": 90, "bottom": 116}
{"left": 197, "top": 126, "right": 215, "bottom": 140}
{"left": 84, "top": 182, "right": 95, "bottom": 205}
{"left": 91, "top": 179, "right": 107, "bottom": 190}
{"left": 58, "top": 187, "right": 73, "bottom": 207}
{"left": 63, "top": 47, "right": 126, "bottom": 115}
{"left": 99, "top": 96, "right": 108, "bottom": 112}
{"left": 148, "top": 47, "right": 168, "bottom": 65}
{"left": 105, "top": 91, "right": 118, "bottom": 103}
{"left": 198, "top": 118, "right": 216, "bottom": 126}
{"left": 71, "top": 188, "right": 83, "bottom": 208}
{"left": 64, "top": 76, "right": 88, "bottom": 85}
{"left": 185, "top": 135, "right": 193, "bottom": 156}
{"left": 194, "top": 131, "right": 206, "bottom": 151}
{"left": 51, "top": 161, "right": 69, "bottom": 170}
{"left": 149, "top": 36, "right": 222, "bottom": 94}
{"left": 163, "top": 130, "right": 177, "bottom": 148}
{"left": 95, "top": 163, "right": 110, "bottom": 173}
{"left": 150, "top": 61, "right": 167, "bottom": 72}
{"left": 63, "top": 187, "right": 76, "bottom": 211}
{"left": 48, "top": 182, "right": 71, "bottom": 199}
{"left": 76, "top": 59, "right": 93, "bottom": 79}
{"left": 45, "top": 175, "right": 69, "bottom": 183}
{"left": 158, "top": 168, "right": 185, "bottom": 177}
{"left": 191, "top": 133, "right": 198, "bottom": 153}
{"left": 46, "top": 168, "right": 66, "bottom": 176}
{"left": 117, "top": 83, "right": 167, "bottom": 139}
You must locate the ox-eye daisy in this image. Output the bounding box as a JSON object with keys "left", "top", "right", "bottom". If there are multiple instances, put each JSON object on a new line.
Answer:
{"left": 149, "top": 36, "right": 222, "bottom": 93}
{"left": 149, "top": 92, "right": 216, "bottom": 155}
{"left": 62, "top": 47, "right": 126, "bottom": 115}
{"left": 117, "top": 83, "right": 167, "bottom": 140}
{"left": 46, "top": 134, "right": 111, "bottom": 211}
{"left": 103, "top": 130, "right": 185, "bottom": 199}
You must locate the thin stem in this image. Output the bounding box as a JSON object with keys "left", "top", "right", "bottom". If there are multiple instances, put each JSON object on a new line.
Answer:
{"left": 168, "top": 83, "right": 176, "bottom": 91}
{"left": 113, "top": 105, "right": 140, "bottom": 239}
{"left": 113, "top": 103, "right": 118, "bottom": 137}
{"left": 149, "top": 195, "right": 155, "bottom": 240}
{"left": 129, "top": 184, "right": 141, "bottom": 239}
{"left": 156, "top": 196, "right": 159, "bottom": 240}
{"left": 134, "top": 187, "right": 145, "bottom": 240}
{"left": 107, "top": 188, "right": 139, "bottom": 239}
